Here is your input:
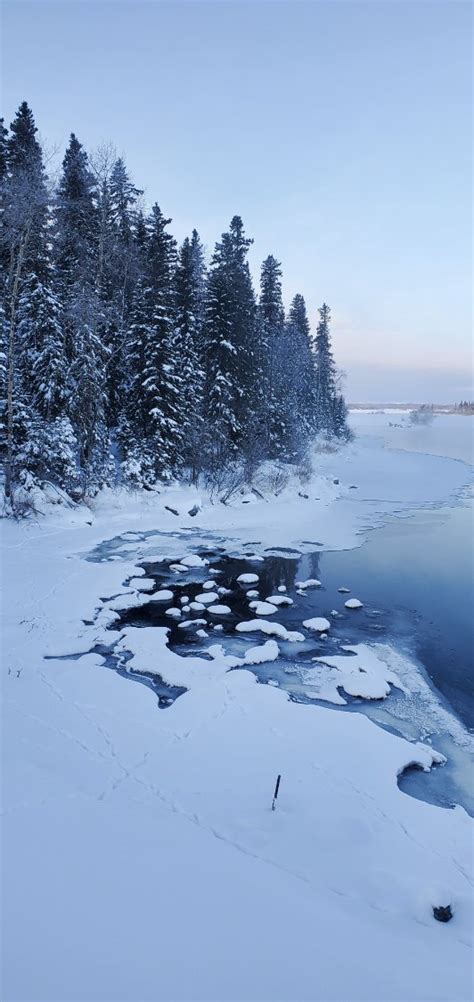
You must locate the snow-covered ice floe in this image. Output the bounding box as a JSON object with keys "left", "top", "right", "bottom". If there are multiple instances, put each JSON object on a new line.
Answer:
{"left": 237, "top": 572, "right": 259, "bottom": 584}
{"left": 345, "top": 597, "right": 364, "bottom": 609}
{"left": 307, "top": 644, "right": 408, "bottom": 703}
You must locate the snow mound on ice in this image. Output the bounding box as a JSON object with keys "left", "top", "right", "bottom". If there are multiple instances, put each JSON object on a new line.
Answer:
{"left": 237, "top": 573, "right": 259, "bottom": 584}
{"left": 207, "top": 605, "right": 232, "bottom": 615}
{"left": 249, "top": 601, "right": 278, "bottom": 615}
{"left": 345, "top": 598, "right": 363, "bottom": 609}
{"left": 236, "top": 620, "right": 304, "bottom": 642}
{"left": 303, "top": 617, "right": 331, "bottom": 633}
{"left": 195, "top": 592, "right": 219, "bottom": 605}
{"left": 165, "top": 607, "right": 182, "bottom": 619}
{"left": 178, "top": 618, "right": 207, "bottom": 629}
{"left": 180, "top": 554, "right": 209, "bottom": 567}
{"left": 265, "top": 594, "right": 293, "bottom": 606}
{"left": 149, "top": 589, "right": 174, "bottom": 602}
{"left": 296, "top": 578, "right": 322, "bottom": 589}
{"left": 243, "top": 639, "right": 280, "bottom": 665}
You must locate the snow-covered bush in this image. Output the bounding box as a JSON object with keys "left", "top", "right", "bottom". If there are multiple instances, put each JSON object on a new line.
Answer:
{"left": 409, "top": 405, "right": 435, "bottom": 426}
{"left": 296, "top": 452, "right": 314, "bottom": 484}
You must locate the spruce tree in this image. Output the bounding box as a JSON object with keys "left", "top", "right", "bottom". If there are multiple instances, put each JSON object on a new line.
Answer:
{"left": 55, "top": 133, "right": 97, "bottom": 288}
{"left": 258, "top": 255, "right": 285, "bottom": 455}
{"left": 286, "top": 293, "right": 317, "bottom": 451}
{"left": 121, "top": 205, "right": 184, "bottom": 482}
{"left": 204, "top": 216, "right": 257, "bottom": 461}
{"left": 314, "top": 303, "right": 337, "bottom": 434}
{"left": 175, "top": 229, "right": 206, "bottom": 478}
{"left": 2, "top": 103, "right": 50, "bottom": 501}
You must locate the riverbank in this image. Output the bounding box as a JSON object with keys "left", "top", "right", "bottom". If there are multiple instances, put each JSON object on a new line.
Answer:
{"left": 2, "top": 415, "right": 473, "bottom": 1002}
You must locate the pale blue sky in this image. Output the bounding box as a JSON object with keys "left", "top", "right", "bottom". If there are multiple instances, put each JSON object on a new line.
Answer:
{"left": 2, "top": 0, "right": 472, "bottom": 401}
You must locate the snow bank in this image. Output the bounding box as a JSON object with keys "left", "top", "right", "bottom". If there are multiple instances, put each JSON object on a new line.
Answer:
{"left": 128, "top": 576, "right": 155, "bottom": 591}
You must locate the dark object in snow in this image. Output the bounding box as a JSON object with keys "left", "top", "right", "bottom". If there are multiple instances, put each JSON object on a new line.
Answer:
{"left": 251, "top": 487, "right": 267, "bottom": 501}
{"left": 272, "top": 774, "right": 281, "bottom": 811}
{"left": 333, "top": 478, "right": 340, "bottom": 485}
{"left": 188, "top": 504, "right": 200, "bottom": 517}
{"left": 164, "top": 505, "right": 179, "bottom": 516}
{"left": 349, "top": 485, "right": 358, "bottom": 489}
{"left": 298, "top": 492, "right": 309, "bottom": 499}
{"left": 433, "top": 904, "right": 453, "bottom": 923}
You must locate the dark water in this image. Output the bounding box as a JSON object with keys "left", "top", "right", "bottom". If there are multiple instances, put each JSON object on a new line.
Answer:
{"left": 93, "top": 480, "right": 474, "bottom": 812}
{"left": 112, "top": 496, "right": 473, "bottom": 731}
{"left": 317, "top": 497, "right": 474, "bottom": 730}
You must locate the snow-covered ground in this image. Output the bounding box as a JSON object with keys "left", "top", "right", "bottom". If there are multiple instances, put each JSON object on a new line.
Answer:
{"left": 2, "top": 414, "right": 473, "bottom": 1001}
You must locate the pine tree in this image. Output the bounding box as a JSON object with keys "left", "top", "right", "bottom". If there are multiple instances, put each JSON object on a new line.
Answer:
{"left": 55, "top": 133, "right": 97, "bottom": 288}
{"left": 104, "top": 157, "right": 143, "bottom": 425}
{"left": 258, "top": 255, "right": 285, "bottom": 455}
{"left": 286, "top": 293, "right": 317, "bottom": 450}
{"left": 314, "top": 303, "right": 337, "bottom": 434}
{"left": 69, "top": 300, "right": 111, "bottom": 495}
{"left": 175, "top": 229, "right": 206, "bottom": 478}
{"left": 2, "top": 103, "right": 50, "bottom": 501}
{"left": 109, "top": 157, "right": 142, "bottom": 245}
{"left": 204, "top": 216, "right": 257, "bottom": 461}
{"left": 121, "top": 205, "right": 184, "bottom": 482}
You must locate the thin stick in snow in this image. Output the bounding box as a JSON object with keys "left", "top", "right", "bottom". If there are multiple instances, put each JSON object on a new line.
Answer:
{"left": 272, "top": 774, "right": 281, "bottom": 811}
